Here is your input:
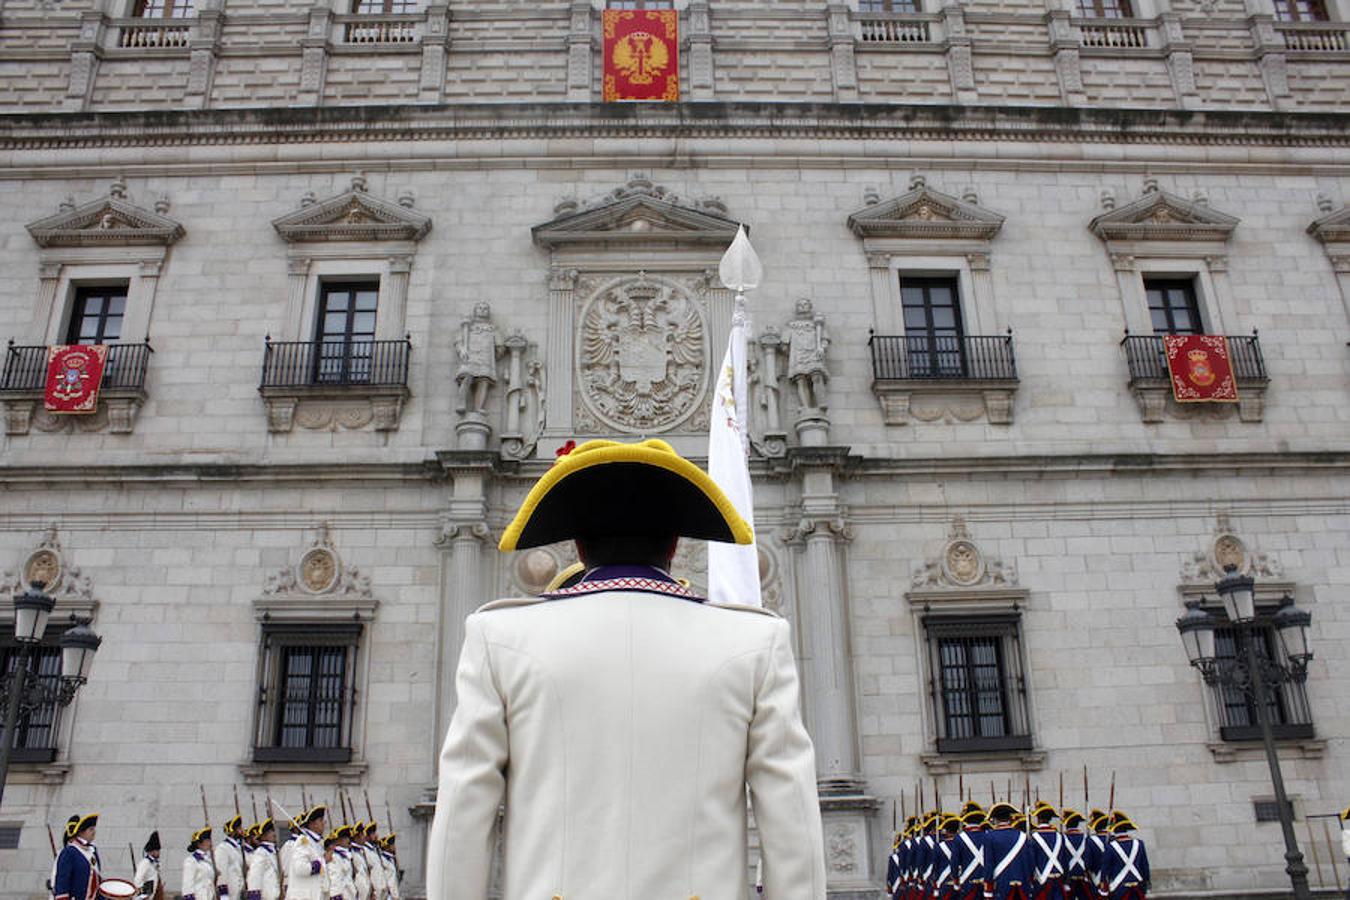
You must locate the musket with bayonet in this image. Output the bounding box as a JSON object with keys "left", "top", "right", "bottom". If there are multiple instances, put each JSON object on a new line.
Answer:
{"left": 200, "top": 785, "right": 221, "bottom": 888}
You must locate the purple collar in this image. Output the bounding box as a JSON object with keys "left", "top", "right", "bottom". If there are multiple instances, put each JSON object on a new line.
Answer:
{"left": 542, "top": 564, "right": 704, "bottom": 603}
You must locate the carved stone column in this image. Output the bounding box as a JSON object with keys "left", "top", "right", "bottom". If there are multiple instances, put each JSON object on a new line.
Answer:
{"left": 34, "top": 262, "right": 62, "bottom": 339}
{"left": 545, "top": 267, "right": 578, "bottom": 435}
{"left": 943, "top": 5, "right": 977, "bottom": 105}
{"left": 1249, "top": 14, "right": 1292, "bottom": 110}
{"left": 282, "top": 256, "right": 312, "bottom": 339}
{"left": 379, "top": 254, "right": 412, "bottom": 340}
{"left": 826, "top": 4, "right": 858, "bottom": 103}
{"left": 687, "top": 1, "right": 715, "bottom": 100}
{"left": 298, "top": 6, "right": 331, "bottom": 106}
{"left": 1160, "top": 13, "right": 1200, "bottom": 109}
{"left": 566, "top": 1, "right": 592, "bottom": 101}
{"left": 185, "top": 9, "right": 222, "bottom": 109}
{"left": 419, "top": 5, "right": 450, "bottom": 102}
{"left": 1048, "top": 11, "right": 1086, "bottom": 106}
{"left": 65, "top": 11, "right": 103, "bottom": 112}
{"left": 782, "top": 448, "right": 878, "bottom": 898}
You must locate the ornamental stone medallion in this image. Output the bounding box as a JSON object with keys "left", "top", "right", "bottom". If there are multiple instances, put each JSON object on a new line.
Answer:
{"left": 942, "top": 538, "right": 984, "bottom": 587}
{"left": 299, "top": 545, "right": 339, "bottom": 593}
{"left": 576, "top": 273, "right": 709, "bottom": 434}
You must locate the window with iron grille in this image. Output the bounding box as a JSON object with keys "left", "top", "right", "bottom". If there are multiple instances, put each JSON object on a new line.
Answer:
{"left": 1212, "top": 621, "right": 1314, "bottom": 743}
{"left": 1253, "top": 799, "right": 1297, "bottom": 823}
{"left": 253, "top": 625, "right": 361, "bottom": 764}
{"left": 1144, "top": 278, "right": 1204, "bottom": 335}
{"left": 314, "top": 281, "right": 379, "bottom": 385}
{"left": 0, "top": 641, "right": 65, "bottom": 764}
{"left": 858, "top": 0, "right": 921, "bottom": 11}
{"left": 1273, "top": 0, "right": 1329, "bottom": 21}
{"left": 352, "top": 0, "right": 418, "bottom": 12}
{"left": 923, "top": 615, "right": 1033, "bottom": 754}
{"left": 900, "top": 276, "right": 966, "bottom": 377}
{"left": 132, "top": 0, "right": 196, "bottom": 17}
{"left": 65, "top": 284, "right": 128, "bottom": 345}
{"left": 1076, "top": 0, "right": 1133, "bottom": 16}
{"left": 0, "top": 824, "right": 20, "bottom": 850}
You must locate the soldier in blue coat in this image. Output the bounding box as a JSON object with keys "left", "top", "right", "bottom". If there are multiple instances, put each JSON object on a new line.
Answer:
{"left": 1099, "top": 815, "right": 1149, "bottom": 900}
{"left": 1060, "top": 809, "right": 1093, "bottom": 900}
{"left": 915, "top": 813, "right": 939, "bottom": 900}
{"left": 1028, "top": 801, "right": 1066, "bottom": 900}
{"left": 982, "top": 802, "right": 1033, "bottom": 900}
{"left": 952, "top": 804, "right": 987, "bottom": 900}
{"left": 888, "top": 832, "right": 904, "bottom": 900}
{"left": 898, "top": 816, "right": 919, "bottom": 900}
{"left": 54, "top": 814, "right": 101, "bottom": 900}
{"left": 934, "top": 814, "right": 963, "bottom": 900}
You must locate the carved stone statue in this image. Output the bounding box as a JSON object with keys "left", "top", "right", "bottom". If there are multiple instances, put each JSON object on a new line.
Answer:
{"left": 455, "top": 302, "right": 502, "bottom": 415}
{"left": 499, "top": 331, "right": 546, "bottom": 461}
{"left": 785, "top": 298, "right": 829, "bottom": 411}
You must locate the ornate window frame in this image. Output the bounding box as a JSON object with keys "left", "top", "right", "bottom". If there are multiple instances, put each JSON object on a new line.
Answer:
{"left": 1307, "top": 199, "right": 1350, "bottom": 332}
{"left": 846, "top": 178, "right": 1016, "bottom": 426}
{"left": 904, "top": 517, "right": 1042, "bottom": 774}
{"left": 264, "top": 177, "right": 429, "bottom": 435}
{"left": 243, "top": 524, "right": 378, "bottom": 785}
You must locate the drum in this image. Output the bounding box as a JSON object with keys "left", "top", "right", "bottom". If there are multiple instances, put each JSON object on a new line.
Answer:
{"left": 98, "top": 878, "right": 137, "bottom": 900}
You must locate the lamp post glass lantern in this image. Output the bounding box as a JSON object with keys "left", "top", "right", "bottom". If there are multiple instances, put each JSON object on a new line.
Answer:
{"left": 1175, "top": 571, "right": 1314, "bottom": 900}
{"left": 0, "top": 582, "right": 101, "bottom": 810}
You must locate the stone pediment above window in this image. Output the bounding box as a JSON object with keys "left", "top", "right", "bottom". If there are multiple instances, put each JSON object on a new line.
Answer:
{"left": 905, "top": 516, "right": 1028, "bottom": 611}
{"left": 846, "top": 180, "right": 1005, "bottom": 242}
{"left": 26, "top": 181, "right": 184, "bottom": 248}
{"left": 1307, "top": 202, "right": 1350, "bottom": 245}
{"left": 272, "top": 176, "right": 431, "bottom": 244}
{"left": 1089, "top": 187, "right": 1239, "bottom": 243}
{"left": 532, "top": 176, "right": 742, "bottom": 249}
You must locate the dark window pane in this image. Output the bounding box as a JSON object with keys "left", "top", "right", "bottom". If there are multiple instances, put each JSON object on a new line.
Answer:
{"left": 66, "top": 286, "right": 129, "bottom": 345}
{"left": 1145, "top": 279, "right": 1203, "bottom": 335}
{"left": 0, "top": 645, "right": 63, "bottom": 751}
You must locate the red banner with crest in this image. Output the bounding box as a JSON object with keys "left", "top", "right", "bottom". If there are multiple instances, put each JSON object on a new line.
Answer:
{"left": 602, "top": 10, "right": 679, "bottom": 102}
{"left": 1162, "top": 334, "right": 1238, "bottom": 403}
{"left": 44, "top": 344, "right": 107, "bottom": 414}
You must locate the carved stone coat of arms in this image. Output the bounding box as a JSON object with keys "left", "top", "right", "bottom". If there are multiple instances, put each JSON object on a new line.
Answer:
{"left": 577, "top": 274, "right": 709, "bottom": 433}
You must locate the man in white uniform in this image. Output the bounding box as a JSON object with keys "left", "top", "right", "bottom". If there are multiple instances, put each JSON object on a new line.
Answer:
{"left": 181, "top": 828, "right": 215, "bottom": 900}
{"left": 285, "top": 807, "right": 329, "bottom": 900}
{"left": 427, "top": 438, "right": 826, "bottom": 900}
{"left": 245, "top": 820, "right": 280, "bottom": 900}
{"left": 215, "top": 816, "right": 246, "bottom": 900}
{"left": 132, "top": 831, "right": 161, "bottom": 900}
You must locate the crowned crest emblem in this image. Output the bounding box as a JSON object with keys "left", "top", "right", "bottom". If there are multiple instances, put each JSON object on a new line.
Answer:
{"left": 611, "top": 29, "right": 670, "bottom": 85}
{"left": 1186, "top": 348, "right": 1215, "bottom": 387}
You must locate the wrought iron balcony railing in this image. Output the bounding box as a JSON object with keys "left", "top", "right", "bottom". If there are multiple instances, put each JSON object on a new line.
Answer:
{"left": 1120, "top": 334, "right": 1267, "bottom": 383}
{"left": 869, "top": 333, "right": 1018, "bottom": 382}
{"left": 0, "top": 341, "right": 154, "bottom": 393}
{"left": 260, "top": 337, "right": 412, "bottom": 390}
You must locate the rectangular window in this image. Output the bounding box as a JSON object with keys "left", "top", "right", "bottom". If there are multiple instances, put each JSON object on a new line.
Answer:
{"left": 253, "top": 625, "right": 360, "bottom": 764}
{"left": 1212, "top": 623, "right": 1314, "bottom": 742}
{"left": 858, "top": 0, "right": 920, "bottom": 11}
{"left": 1145, "top": 278, "right": 1204, "bottom": 335}
{"left": 353, "top": 0, "right": 418, "bottom": 12}
{"left": 924, "top": 615, "right": 1032, "bottom": 753}
{"left": 65, "top": 285, "right": 127, "bottom": 345}
{"left": 1273, "top": 0, "right": 1329, "bottom": 21}
{"left": 133, "top": 0, "right": 196, "bottom": 17}
{"left": 0, "top": 643, "right": 64, "bottom": 763}
{"left": 314, "top": 281, "right": 379, "bottom": 385}
{"left": 900, "top": 276, "right": 966, "bottom": 377}
{"left": 1076, "top": 0, "right": 1133, "bottom": 16}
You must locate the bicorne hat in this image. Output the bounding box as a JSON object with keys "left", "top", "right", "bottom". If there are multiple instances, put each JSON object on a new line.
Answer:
{"left": 498, "top": 439, "right": 753, "bottom": 551}
{"left": 144, "top": 831, "right": 161, "bottom": 854}
{"left": 65, "top": 814, "right": 98, "bottom": 840}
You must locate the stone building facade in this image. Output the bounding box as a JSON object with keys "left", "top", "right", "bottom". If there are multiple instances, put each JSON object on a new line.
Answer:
{"left": 0, "top": 1, "right": 1349, "bottom": 898}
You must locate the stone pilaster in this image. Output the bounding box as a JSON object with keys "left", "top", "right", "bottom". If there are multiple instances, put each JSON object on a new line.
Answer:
{"left": 566, "top": 1, "right": 592, "bottom": 102}
{"left": 65, "top": 11, "right": 103, "bottom": 112}
{"left": 1249, "top": 14, "right": 1292, "bottom": 110}
{"left": 826, "top": 4, "right": 858, "bottom": 103}
{"left": 545, "top": 266, "right": 578, "bottom": 435}
{"left": 298, "top": 6, "right": 331, "bottom": 106}
{"left": 782, "top": 447, "right": 879, "bottom": 898}
{"left": 185, "top": 9, "right": 222, "bottom": 109}
{"left": 1160, "top": 13, "right": 1200, "bottom": 109}
{"left": 687, "top": 1, "right": 715, "bottom": 101}
{"left": 943, "top": 4, "right": 977, "bottom": 105}
{"left": 419, "top": 4, "right": 451, "bottom": 102}
{"left": 1048, "top": 10, "right": 1086, "bottom": 106}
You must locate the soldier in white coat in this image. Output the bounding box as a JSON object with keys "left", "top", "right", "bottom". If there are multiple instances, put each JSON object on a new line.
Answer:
{"left": 285, "top": 807, "right": 329, "bottom": 900}
{"left": 244, "top": 820, "right": 280, "bottom": 900}
{"left": 1340, "top": 805, "right": 1349, "bottom": 900}
{"left": 132, "top": 832, "right": 161, "bottom": 900}
{"left": 377, "top": 835, "right": 399, "bottom": 900}
{"left": 327, "top": 828, "right": 357, "bottom": 900}
{"left": 426, "top": 438, "right": 827, "bottom": 900}
{"left": 355, "top": 823, "right": 385, "bottom": 900}
{"left": 346, "top": 825, "right": 370, "bottom": 900}
{"left": 215, "top": 816, "right": 246, "bottom": 900}
{"left": 181, "top": 828, "right": 216, "bottom": 900}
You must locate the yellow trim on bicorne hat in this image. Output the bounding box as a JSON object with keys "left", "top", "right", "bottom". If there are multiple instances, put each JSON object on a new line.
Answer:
{"left": 1111, "top": 816, "right": 1138, "bottom": 834}
{"left": 544, "top": 561, "right": 587, "bottom": 593}
{"left": 1061, "top": 807, "right": 1086, "bottom": 826}
{"left": 498, "top": 439, "right": 754, "bottom": 551}
{"left": 66, "top": 813, "right": 98, "bottom": 839}
{"left": 190, "top": 826, "right": 212, "bottom": 845}
{"left": 224, "top": 814, "right": 243, "bottom": 833}
{"left": 1341, "top": 804, "right": 1350, "bottom": 822}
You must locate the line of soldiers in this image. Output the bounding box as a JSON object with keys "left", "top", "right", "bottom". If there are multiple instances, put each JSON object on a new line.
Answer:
{"left": 47, "top": 806, "right": 400, "bottom": 900}
{"left": 886, "top": 801, "right": 1150, "bottom": 900}
{"left": 182, "top": 806, "right": 401, "bottom": 900}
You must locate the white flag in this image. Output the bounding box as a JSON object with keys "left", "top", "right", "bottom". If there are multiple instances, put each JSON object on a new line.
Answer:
{"left": 708, "top": 226, "right": 762, "bottom": 607}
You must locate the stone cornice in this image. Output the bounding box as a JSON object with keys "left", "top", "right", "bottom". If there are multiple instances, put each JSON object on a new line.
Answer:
{"left": 1, "top": 102, "right": 1349, "bottom": 152}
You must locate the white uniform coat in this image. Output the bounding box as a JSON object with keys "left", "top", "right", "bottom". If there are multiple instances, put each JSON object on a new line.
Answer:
{"left": 284, "top": 831, "right": 328, "bottom": 900}
{"left": 181, "top": 851, "right": 215, "bottom": 900}
{"left": 359, "top": 845, "right": 385, "bottom": 900}
{"left": 378, "top": 852, "right": 398, "bottom": 900}
{"left": 132, "top": 856, "right": 159, "bottom": 900}
{"left": 245, "top": 843, "right": 281, "bottom": 900}
{"left": 426, "top": 589, "right": 826, "bottom": 900}
{"left": 329, "top": 848, "right": 356, "bottom": 900}
{"left": 216, "top": 839, "right": 245, "bottom": 900}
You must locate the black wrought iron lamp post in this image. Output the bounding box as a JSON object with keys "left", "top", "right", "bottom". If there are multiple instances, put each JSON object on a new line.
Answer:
{"left": 0, "top": 581, "right": 101, "bottom": 809}
{"left": 1176, "top": 564, "right": 1314, "bottom": 900}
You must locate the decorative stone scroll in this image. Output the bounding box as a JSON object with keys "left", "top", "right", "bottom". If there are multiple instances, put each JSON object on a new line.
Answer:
{"left": 257, "top": 523, "right": 378, "bottom": 622}
{"left": 1179, "top": 514, "right": 1284, "bottom": 586}
{"left": 910, "top": 516, "right": 1018, "bottom": 592}
{"left": 0, "top": 525, "right": 99, "bottom": 622}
